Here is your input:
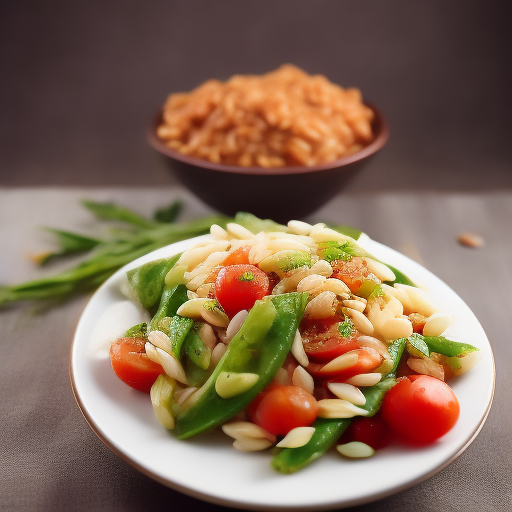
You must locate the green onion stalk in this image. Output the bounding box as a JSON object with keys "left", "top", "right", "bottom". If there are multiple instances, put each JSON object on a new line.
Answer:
{"left": 0, "top": 201, "right": 364, "bottom": 307}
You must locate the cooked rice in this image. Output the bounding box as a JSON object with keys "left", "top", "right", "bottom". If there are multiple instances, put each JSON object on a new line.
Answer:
{"left": 157, "top": 65, "right": 374, "bottom": 167}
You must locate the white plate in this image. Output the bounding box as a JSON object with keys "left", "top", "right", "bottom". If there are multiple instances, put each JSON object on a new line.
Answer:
{"left": 70, "top": 236, "right": 495, "bottom": 510}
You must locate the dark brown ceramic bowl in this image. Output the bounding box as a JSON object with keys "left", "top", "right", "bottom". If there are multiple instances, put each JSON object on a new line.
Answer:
{"left": 148, "top": 103, "right": 389, "bottom": 221}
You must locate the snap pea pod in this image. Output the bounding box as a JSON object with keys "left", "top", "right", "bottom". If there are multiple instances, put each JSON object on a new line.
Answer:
{"left": 383, "top": 264, "right": 416, "bottom": 287}
{"left": 124, "top": 322, "right": 148, "bottom": 339}
{"left": 174, "top": 292, "right": 308, "bottom": 439}
{"left": 388, "top": 337, "right": 407, "bottom": 374}
{"left": 127, "top": 255, "right": 181, "bottom": 315}
{"left": 421, "top": 335, "right": 478, "bottom": 357}
{"left": 271, "top": 418, "right": 351, "bottom": 474}
{"left": 150, "top": 284, "right": 189, "bottom": 331}
{"left": 183, "top": 329, "right": 211, "bottom": 370}
{"left": 271, "top": 377, "right": 397, "bottom": 474}
{"left": 165, "top": 315, "right": 194, "bottom": 359}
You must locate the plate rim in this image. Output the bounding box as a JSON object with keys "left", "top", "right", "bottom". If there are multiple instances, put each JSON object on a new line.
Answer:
{"left": 69, "top": 236, "right": 496, "bottom": 511}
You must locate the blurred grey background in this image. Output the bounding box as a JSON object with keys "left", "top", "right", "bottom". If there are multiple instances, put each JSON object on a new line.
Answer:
{"left": 1, "top": 0, "right": 511, "bottom": 190}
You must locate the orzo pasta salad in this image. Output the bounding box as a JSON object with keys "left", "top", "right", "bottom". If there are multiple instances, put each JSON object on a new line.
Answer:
{"left": 109, "top": 214, "right": 480, "bottom": 473}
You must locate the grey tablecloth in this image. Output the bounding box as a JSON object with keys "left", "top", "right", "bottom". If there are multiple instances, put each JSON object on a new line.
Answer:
{"left": 1, "top": 188, "right": 510, "bottom": 512}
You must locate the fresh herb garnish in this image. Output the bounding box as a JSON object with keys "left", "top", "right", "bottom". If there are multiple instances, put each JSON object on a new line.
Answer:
{"left": 238, "top": 271, "right": 255, "bottom": 282}
{"left": 338, "top": 320, "right": 355, "bottom": 338}
{"left": 276, "top": 251, "right": 312, "bottom": 272}
{"left": 318, "top": 241, "right": 357, "bottom": 263}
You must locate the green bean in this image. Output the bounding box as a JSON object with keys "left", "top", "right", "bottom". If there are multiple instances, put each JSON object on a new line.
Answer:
{"left": 174, "top": 292, "right": 308, "bottom": 439}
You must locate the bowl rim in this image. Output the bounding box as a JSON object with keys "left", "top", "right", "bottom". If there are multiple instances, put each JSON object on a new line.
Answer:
{"left": 147, "top": 102, "right": 389, "bottom": 176}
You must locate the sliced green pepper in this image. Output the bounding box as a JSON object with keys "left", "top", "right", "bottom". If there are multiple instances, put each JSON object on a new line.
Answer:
{"left": 127, "top": 255, "right": 181, "bottom": 314}
{"left": 174, "top": 292, "right": 308, "bottom": 439}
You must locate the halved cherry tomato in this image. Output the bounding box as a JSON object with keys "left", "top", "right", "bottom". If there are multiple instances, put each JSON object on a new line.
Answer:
{"left": 110, "top": 337, "right": 164, "bottom": 393}
{"left": 221, "top": 245, "right": 252, "bottom": 266}
{"left": 247, "top": 385, "right": 319, "bottom": 436}
{"left": 215, "top": 264, "right": 270, "bottom": 317}
{"left": 307, "top": 348, "right": 382, "bottom": 381}
{"left": 301, "top": 317, "right": 360, "bottom": 362}
{"left": 381, "top": 375, "right": 460, "bottom": 444}
{"left": 342, "top": 414, "right": 392, "bottom": 450}
{"left": 331, "top": 257, "right": 371, "bottom": 293}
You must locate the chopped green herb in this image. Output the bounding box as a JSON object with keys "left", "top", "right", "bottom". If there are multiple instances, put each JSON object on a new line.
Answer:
{"left": 238, "top": 271, "right": 255, "bottom": 282}
{"left": 318, "top": 241, "right": 356, "bottom": 263}
{"left": 338, "top": 320, "right": 354, "bottom": 338}
{"left": 276, "top": 251, "right": 312, "bottom": 273}
{"left": 203, "top": 299, "right": 219, "bottom": 312}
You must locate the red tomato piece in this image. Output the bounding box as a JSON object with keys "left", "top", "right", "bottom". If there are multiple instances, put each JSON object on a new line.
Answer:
{"left": 307, "top": 348, "right": 382, "bottom": 381}
{"left": 302, "top": 318, "right": 360, "bottom": 362}
{"left": 204, "top": 266, "right": 222, "bottom": 285}
{"left": 331, "top": 257, "right": 372, "bottom": 293}
{"left": 247, "top": 385, "right": 319, "bottom": 436}
{"left": 222, "top": 245, "right": 252, "bottom": 266}
{"left": 215, "top": 264, "right": 270, "bottom": 317}
{"left": 110, "top": 337, "right": 164, "bottom": 393}
{"left": 343, "top": 414, "right": 392, "bottom": 450}
{"left": 381, "top": 375, "right": 460, "bottom": 444}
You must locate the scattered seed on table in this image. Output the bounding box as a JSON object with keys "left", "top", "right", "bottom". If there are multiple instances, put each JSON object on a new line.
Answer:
{"left": 457, "top": 232, "right": 484, "bottom": 248}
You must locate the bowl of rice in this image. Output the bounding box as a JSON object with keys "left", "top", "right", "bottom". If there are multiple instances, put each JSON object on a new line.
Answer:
{"left": 148, "top": 65, "right": 389, "bottom": 220}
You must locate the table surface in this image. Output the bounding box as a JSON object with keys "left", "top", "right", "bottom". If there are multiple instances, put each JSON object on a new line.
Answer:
{"left": 1, "top": 187, "right": 510, "bottom": 512}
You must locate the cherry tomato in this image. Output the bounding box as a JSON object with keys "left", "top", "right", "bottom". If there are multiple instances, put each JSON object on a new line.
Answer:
{"left": 343, "top": 414, "right": 392, "bottom": 450}
{"left": 221, "top": 245, "right": 252, "bottom": 266}
{"left": 215, "top": 264, "right": 270, "bottom": 317}
{"left": 307, "top": 348, "right": 382, "bottom": 381}
{"left": 247, "top": 385, "right": 319, "bottom": 436}
{"left": 331, "top": 257, "right": 371, "bottom": 293}
{"left": 301, "top": 317, "right": 360, "bottom": 362}
{"left": 381, "top": 375, "right": 460, "bottom": 444}
{"left": 110, "top": 337, "right": 164, "bottom": 393}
